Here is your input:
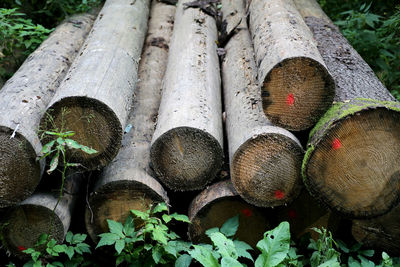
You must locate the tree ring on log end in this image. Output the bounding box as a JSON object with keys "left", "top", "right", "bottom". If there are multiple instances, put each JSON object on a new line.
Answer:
{"left": 261, "top": 57, "right": 335, "bottom": 131}
{"left": 188, "top": 197, "right": 270, "bottom": 248}
{"left": 85, "top": 181, "right": 165, "bottom": 243}
{"left": 0, "top": 126, "right": 42, "bottom": 208}
{"left": 40, "top": 96, "right": 122, "bottom": 170}
{"left": 2, "top": 204, "right": 64, "bottom": 259}
{"left": 232, "top": 133, "right": 303, "bottom": 207}
{"left": 150, "top": 127, "right": 223, "bottom": 191}
{"left": 306, "top": 108, "right": 400, "bottom": 218}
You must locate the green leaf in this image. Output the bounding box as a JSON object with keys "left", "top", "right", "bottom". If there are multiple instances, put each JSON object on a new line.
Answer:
{"left": 336, "top": 240, "right": 349, "bottom": 253}
{"left": 71, "top": 233, "right": 87, "bottom": 244}
{"left": 152, "top": 245, "right": 163, "bottom": 264}
{"left": 220, "top": 216, "right": 239, "bottom": 238}
{"left": 152, "top": 227, "right": 168, "bottom": 245}
{"left": 107, "top": 219, "right": 124, "bottom": 237}
{"left": 221, "top": 256, "right": 243, "bottom": 267}
{"left": 79, "top": 145, "right": 97, "bottom": 154}
{"left": 318, "top": 256, "right": 341, "bottom": 267}
{"left": 169, "top": 213, "right": 191, "bottom": 223}
{"left": 210, "top": 232, "right": 238, "bottom": 259}
{"left": 37, "top": 234, "right": 48, "bottom": 246}
{"left": 123, "top": 215, "right": 135, "bottom": 236}
{"left": 131, "top": 209, "right": 149, "bottom": 220}
{"left": 361, "top": 249, "right": 375, "bottom": 257}
{"left": 47, "top": 151, "right": 59, "bottom": 174}
{"left": 162, "top": 214, "right": 172, "bottom": 223}
{"left": 175, "top": 254, "right": 192, "bottom": 267}
{"left": 255, "top": 221, "right": 290, "bottom": 267}
{"left": 65, "top": 246, "right": 74, "bottom": 260}
{"left": 189, "top": 245, "right": 220, "bottom": 267}
{"left": 205, "top": 227, "right": 220, "bottom": 237}
{"left": 349, "top": 256, "right": 362, "bottom": 267}
{"left": 65, "top": 232, "right": 73, "bottom": 243}
{"left": 64, "top": 139, "right": 82, "bottom": 149}
{"left": 41, "top": 140, "right": 55, "bottom": 154}
{"left": 52, "top": 244, "right": 66, "bottom": 253}
{"left": 115, "top": 239, "right": 125, "bottom": 255}
{"left": 233, "top": 240, "right": 253, "bottom": 262}
{"left": 96, "top": 233, "right": 119, "bottom": 248}
{"left": 152, "top": 202, "right": 168, "bottom": 214}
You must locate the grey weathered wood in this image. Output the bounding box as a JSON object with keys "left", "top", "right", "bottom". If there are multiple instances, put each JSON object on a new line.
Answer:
{"left": 295, "top": 0, "right": 400, "bottom": 218}
{"left": 0, "top": 14, "right": 95, "bottom": 208}
{"left": 85, "top": 0, "right": 174, "bottom": 242}
{"left": 2, "top": 172, "right": 83, "bottom": 259}
{"left": 150, "top": 0, "right": 223, "bottom": 191}
{"left": 222, "top": 0, "right": 303, "bottom": 207}
{"left": 40, "top": 0, "right": 151, "bottom": 171}
{"left": 248, "top": 0, "right": 334, "bottom": 131}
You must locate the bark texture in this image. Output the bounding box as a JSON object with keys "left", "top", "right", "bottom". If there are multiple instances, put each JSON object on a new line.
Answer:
{"left": 85, "top": 0, "right": 174, "bottom": 242}
{"left": 248, "top": 0, "right": 334, "bottom": 131}
{"left": 150, "top": 0, "right": 223, "bottom": 191}
{"left": 295, "top": 0, "right": 400, "bottom": 218}
{"left": 0, "top": 14, "right": 94, "bottom": 208}
{"left": 40, "top": 0, "right": 151, "bottom": 170}
{"left": 221, "top": 0, "right": 303, "bottom": 207}
{"left": 352, "top": 204, "right": 400, "bottom": 255}
{"left": 2, "top": 172, "right": 83, "bottom": 259}
{"left": 188, "top": 180, "right": 271, "bottom": 247}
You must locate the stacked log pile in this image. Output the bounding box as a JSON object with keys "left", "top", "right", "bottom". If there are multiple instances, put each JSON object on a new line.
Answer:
{"left": 0, "top": 0, "right": 399, "bottom": 259}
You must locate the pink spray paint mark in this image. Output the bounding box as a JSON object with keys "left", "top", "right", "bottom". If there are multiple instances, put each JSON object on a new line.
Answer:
{"left": 286, "top": 93, "right": 295, "bottom": 106}
{"left": 275, "top": 190, "right": 285, "bottom": 200}
{"left": 332, "top": 138, "right": 341, "bottom": 150}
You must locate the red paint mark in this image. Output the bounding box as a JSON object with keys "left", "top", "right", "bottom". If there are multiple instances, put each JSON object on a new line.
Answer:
{"left": 18, "top": 246, "right": 26, "bottom": 252}
{"left": 274, "top": 190, "right": 285, "bottom": 200}
{"left": 332, "top": 138, "right": 341, "bottom": 150}
{"left": 288, "top": 209, "right": 297, "bottom": 219}
{"left": 286, "top": 93, "right": 295, "bottom": 106}
{"left": 241, "top": 208, "right": 253, "bottom": 217}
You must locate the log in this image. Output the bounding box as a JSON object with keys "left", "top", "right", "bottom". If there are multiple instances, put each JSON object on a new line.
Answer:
{"left": 150, "top": 0, "right": 223, "bottom": 191}
{"left": 40, "top": 0, "right": 151, "bottom": 170}
{"left": 248, "top": 0, "right": 335, "bottom": 131}
{"left": 85, "top": 0, "right": 174, "bottom": 242}
{"left": 352, "top": 204, "right": 400, "bottom": 255}
{"left": 221, "top": 0, "right": 303, "bottom": 207}
{"left": 1, "top": 171, "right": 83, "bottom": 259}
{"left": 294, "top": 0, "right": 400, "bottom": 218}
{"left": 0, "top": 14, "right": 95, "bottom": 208}
{"left": 188, "top": 180, "right": 271, "bottom": 248}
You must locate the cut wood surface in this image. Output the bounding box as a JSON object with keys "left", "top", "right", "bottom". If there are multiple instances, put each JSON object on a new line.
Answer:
{"left": 221, "top": 0, "right": 303, "bottom": 207}
{"left": 248, "top": 0, "right": 335, "bottom": 131}
{"left": 352, "top": 204, "right": 400, "bottom": 255}
{"left": 85, "top": 0, "right": 174, "bottom": 242}
{"left": 188, "top": 180, "right": 271, "bottom": 247}
{"left": 150, "top": 0, "right": 223, "bottom": 191}
{"left": 1, "top": 172, "right": 83, "bottom": 259}
{"left": 40, "top": 0, "right": 151, "bottom": 170}
{"left": 295, "top": 0, "right": 400, "bottom": 218}
{"left": 0, "top": 14, "right": 94, "bottom": 208}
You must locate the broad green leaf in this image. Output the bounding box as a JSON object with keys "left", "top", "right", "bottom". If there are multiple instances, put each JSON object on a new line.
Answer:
{"left": 152, "top": 245, "right": 163, "bottom": 264}
{"left": 65, "top": 232, "right": 73, "bottom": 243}
{"left": 76, "top": 242, "right": 91, "bottom": 254}
{"left": 169, "top": 213, "right": 191, "bottom": 223}
{"left": 37, "top": 234, "right": 49, "bottom": 246}
{"left": 189, "top": 245, "right": 220, "bottom": 267}
{"left": 152, "top": 202, "right": 168, "bottom": 214}
{"left": 47, "top": 151, "right": 59, "bottom": 174}
{"left": 115, "top": 239, "right": 125, "bottom": 255}
{"left": 116, "top": 255, "right": 125, "bottom": 266}
{"left": 348, "top": 256, "right": 362, "bottom": 267}
{"left": 56, "top": 137, "right": 65, "bottom": 145}
{"left": 123, "top": 215, "right": 135, "bottom": 236}
{"left": 336, "top": 240, "right": 349, "bottom": 253}
{"left": 164, "top": 240, "right": 191, "bottom": 257}
{"left": 210, "top": 232, "right": 238, "bottom": 259}
{"left": 255, "top": 221, "right": 290, "bottom": 267}
{"left": 52, "top": 244, "right": 66, "bottom": 253}
{"left": 162, "top": 214, "right": 172, "bottom": 223}
{"left": 41, "top": 140, "right": 55, "bottom": 154}
{"left": 71, "top": 233, "right": 87, "bottom": 244}
{"left": 221, "top": 256, "right": 243, "bottom": 267}
{"left": 65, "top": 246, "right": 74, "bottom": 260}
{"left": 152, "top": 227, "right": 168, "bottom": 245}
{"left": 107, "top": 219, "right": 124, "bottom": 237}
{"left": 361, "top": 249, "right": 375, "bottom": 257}
{"left": 175, "top": 254, "right": 192, "bottom": 267}
{"left": 357, "top": 255, "right": 375, "bottom": 267}
{"left": 233, "top": 240, "right": 253, "bottom": 262}
{"left": 96, "top": 233, "right": 119, "bottom": 248}
{"left": 131, "top": 209, "right": 149, "bottom": 220}
{"left": 205, "top": 227, "right": 219, "bottom": 237}
{"left": 318, "top": 257, "right": 341, "bottom": 267}
{"left": 220, "top": 216, "right": 239, "bottom": 238}
{"left": 80, "top": 145, "right": 97, "bottom": 154}
{"left": 61, "top": 131, "right": 75, "bottom": 137}
{"left": 65, "top": 139, "right": 82, "bottom": 150}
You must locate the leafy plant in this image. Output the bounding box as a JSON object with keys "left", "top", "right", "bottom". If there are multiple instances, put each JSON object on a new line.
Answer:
{"left": 0, "top": 7, "right": 52, "bottom": 80}
{"left": 96, "top": 202, "right": 192, "bottom": 266}
{"left": 22, "top": 232, "right": 91, "bottom": 267}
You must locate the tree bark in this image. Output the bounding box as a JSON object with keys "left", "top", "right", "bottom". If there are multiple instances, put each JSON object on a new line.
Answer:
{"left": 1, "top": 171, "right": 83, "bottom": 259}
{"left": 295, "top": 0, "right": 400, "bottom": 218}
{"left": 221, "top": 0, "right": 303, "bottom": 207}
{"left": 352, "top": 204, "right": 400, "bottom": 255}
{"left": 0, "top": 14, "right": 95, "bottom": 208}
{"left": 248, "top": 0, "right": 335, "bottom": 131}
{"left": 85, "top": 0, "right": 174, "bottom": 243}
{"left": 40, "top": 0, "right": 151, "bottom": 171}
{"left": 188, "top": 180, "right": 271, "bottom": 248}
{"left": 150, "top": 0, "right": 223, "bottom": 191}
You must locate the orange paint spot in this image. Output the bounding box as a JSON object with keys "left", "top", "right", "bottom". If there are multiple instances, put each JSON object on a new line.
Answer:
{"left": 274, "top": 190, "right": 285, "bottom": 200}
{"left": 332, "top": 138, "right": 341, "bottom": 150}
{"left": 241, "top": 208, "right": 253, "bottom": 217}
{"left": 288, "top": 209, "right": 297, "bottom": 219}
{"left": 18, "top": 246, "right": 26, "bottom": 252}
{"left": 286, "top": 93, "right": 295, "bottom": 106}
